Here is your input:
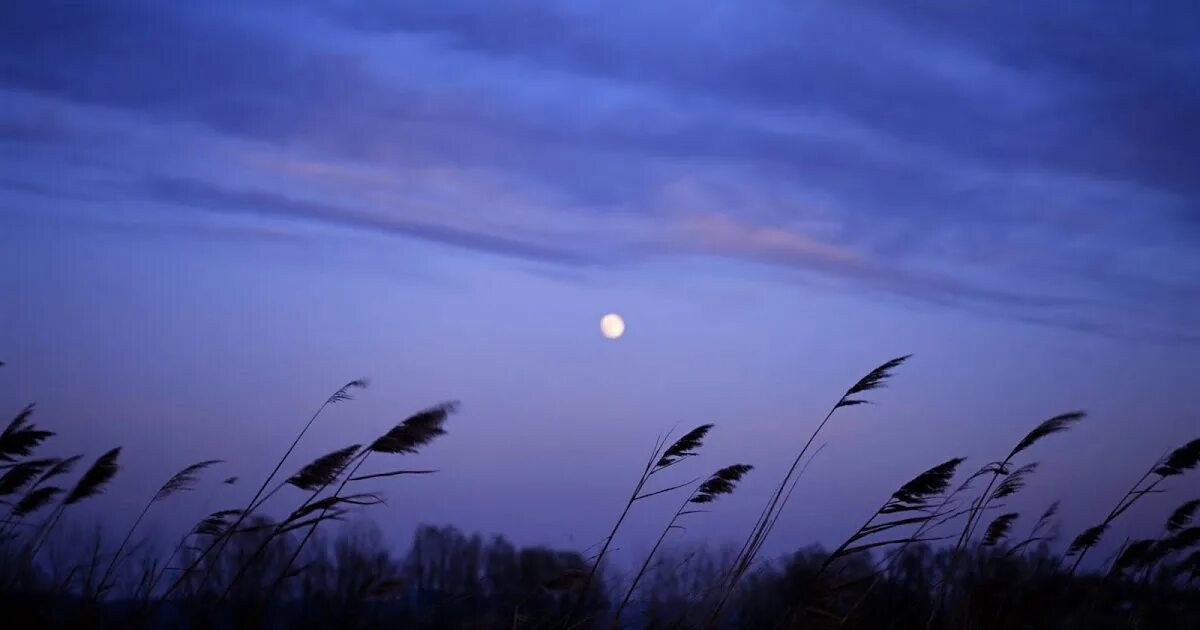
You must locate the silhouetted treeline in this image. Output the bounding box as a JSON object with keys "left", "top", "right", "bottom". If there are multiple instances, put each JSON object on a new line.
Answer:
{"left": 4, "top": 521, "right": 1200, "bottom": 628}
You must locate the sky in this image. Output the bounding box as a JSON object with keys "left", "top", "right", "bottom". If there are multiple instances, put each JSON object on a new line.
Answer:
{"left": 1, "top": 1, "right": 1198, "bottom": 568}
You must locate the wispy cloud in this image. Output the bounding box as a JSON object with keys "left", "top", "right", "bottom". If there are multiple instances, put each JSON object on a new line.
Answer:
{"left": 1, "top": 0, "right": 1198, "bottom": 340}
{"left": 141, "top": 176, "right": 599, "bottom": 266}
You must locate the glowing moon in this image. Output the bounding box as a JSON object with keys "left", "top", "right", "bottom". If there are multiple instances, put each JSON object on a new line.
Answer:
{"left": 600, "top": 313, "right": 625, "bottom": 339}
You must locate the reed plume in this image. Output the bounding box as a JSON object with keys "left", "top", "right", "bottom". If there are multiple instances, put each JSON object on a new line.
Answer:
{"left": 1068, "top": 437, "right": 1200, "bottom": 573}
{"left": 1167, "top": 499, "right": 1200, "bottom": 534}
{"left": 1003, "top": 501, "right": 1060, "bottom": 558}
{"left": 614, "top": 464, "right": 753, "bottom": 626}
{"left": 711, "top": 356, "right": 910, "bottom": 625}
{"left": 286, "top": 445, "right": 361, "bottom": 491}
{"left": 1, "top": 404, "right": 54, "bottom": 462}
{"left": 982, "top": 512, "right": 1019, "bottom": 547}
{"left": 957, "top": 412, "right": 1083, "bottom": 551}
{"left": 161, "top": 379, "right": 367, "bottom": 600}
{"left": 0, "top": 458, "right": 56, "bottom": 496}
{"left": 241, "top": 403, "right": 455, "bottom": 605}
{"left": 97, "top": 459, "right": 223, "bottom": 598}
{"left": 569, "top": 423, "right": 716, "bottom": 627}
{"left": 32, "top": 447, "right": 121, "bottom": 557}
{"left": 816, "top": 457, "right": 965, "bottom": 582}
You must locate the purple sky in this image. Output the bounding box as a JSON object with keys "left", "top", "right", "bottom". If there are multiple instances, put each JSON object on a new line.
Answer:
{"left": 1, "top": 1, "right": 1198, "bottom": 567}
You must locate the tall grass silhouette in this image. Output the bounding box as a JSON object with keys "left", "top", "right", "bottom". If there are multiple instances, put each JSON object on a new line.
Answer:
{"left": 1065, "top": 437, "right": 1200, "bottom": 574}
{"left": 708, "top": 356, "right": 910, "bottom": 625}
{"left": 613, "top": 463, "right": 753, "bottom": 626}
{"left": 157, "top": 379, "right": 369, "bottom": 600}
{"left": 567, "top": 423, "right": 717, "bottom": 627}
{"left": 2, "top": 357, "right": 1199, "bottom": 629}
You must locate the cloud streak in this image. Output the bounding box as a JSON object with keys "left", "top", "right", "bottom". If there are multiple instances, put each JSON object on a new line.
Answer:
{"left": 141, "top": 176, "right": 599, "bottom": 267}
{"left": 1, "top": 0, "right": 1198, "bottom": 340}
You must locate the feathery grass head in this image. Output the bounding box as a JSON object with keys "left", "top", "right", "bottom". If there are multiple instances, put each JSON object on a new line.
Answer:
{"left": 288, "top": 445, "right": 361, "bottom": 491}
{"left": 883, "top": 457, "right": 965, "bottom": 514}
{"left": 0, "top": 458, "right": 57, "bottom": 496}
{"left": 1031, "top": 500, "right": 1060, "bottom": 537}
{"left": 36, "top": 455, "right": 82, "bottom": 487}
{"left": 326, "top": 379, "right": 369, "bottom": 405}
{"left": 658, "top": 424, "right": 714, "bottom": 468}
{"left": 691, "top": 464, "right": 753, "bottom": 504}
{"left": 1112, "top": 539, "right": 1156, "bottom": 575}
{"left": 982, "top": 512, "right": 1019, "bottom": 546}
{"left": 1155, "top": 438, "right": 1200, "bottom": 477}
{"left": 1008, "top": 412, "right": 1085, "bottom": 460}
{"left": 837, "top": 355, "right": 911, "bottom": 408}
{"left": 370, "top": 402, "right": 457, "bottom": 455}
{"left": 1003, "top": 501, "right": 1061, "bottom": 559}
{"left": 223, "top": 476, "right": 238, "bottom": 485}
{"left": 1167, "top": 499, "right": 1200, "bottom": 534}
{"left": 153, "top": 459, "right": 222, "bottom": 503}
{"left": 194, "top": 509, "right": 243, "bottom": 537}
{"left": 1, "top": 404, "right": 54, "bottom": 462}
{"left": 14, "top": 485, "right": 61, "bottom": 517}
{"left": 993, "top": 463, "right": 1039, "bottom": 500}
{"left": 65, "top": 447, "right": 121, "bottom": 505}
{"left": 1165, "top": 526, "right": 1200, "bottom": 553}
{"left": 1066, "top": 523, "right": 1108, "bottom": 556}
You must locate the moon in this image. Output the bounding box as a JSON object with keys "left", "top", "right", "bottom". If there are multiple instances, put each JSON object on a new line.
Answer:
{"left": 600, "top": 313, "right": 625, "bottom": 339}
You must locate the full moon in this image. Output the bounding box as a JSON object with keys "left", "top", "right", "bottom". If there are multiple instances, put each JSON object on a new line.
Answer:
{"left": 600, "top": 313, "right": 625, "bottom": 339}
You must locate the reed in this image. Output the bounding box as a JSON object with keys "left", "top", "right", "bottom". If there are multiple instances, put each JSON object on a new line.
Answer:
{"left": 613, "top": 463, "right": 753, "bottom": 626}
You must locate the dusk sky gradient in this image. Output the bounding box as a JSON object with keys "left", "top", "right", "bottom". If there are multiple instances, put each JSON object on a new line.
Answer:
{"left": 1, "top": 1, "right": 1198, "bottom": 566}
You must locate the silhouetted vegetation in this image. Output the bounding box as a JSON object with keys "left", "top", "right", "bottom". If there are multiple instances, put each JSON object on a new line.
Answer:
{"left": 1, "top": 358, "right": 1198, "bottom": 628}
